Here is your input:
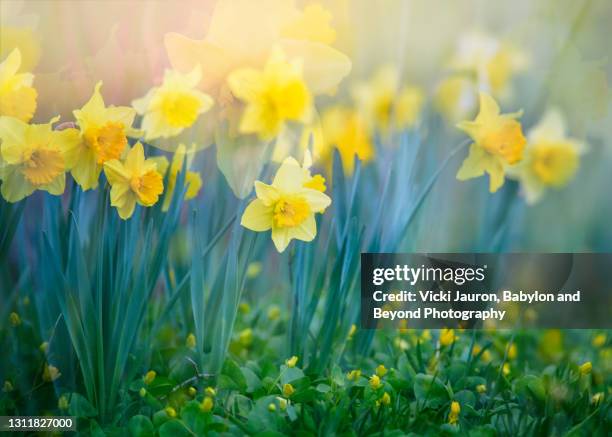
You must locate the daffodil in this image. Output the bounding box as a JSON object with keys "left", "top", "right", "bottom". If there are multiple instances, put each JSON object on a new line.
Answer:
{"left": 285, "top": 356, "right": 298, "bottom": 368}
{"left": 380, "top": 392, "right": 391, "bottom": 405}
{"left": 103, "top": 143, "right": 164, "bottom": 219}
{"left": 449, "top": 32, "right": 527, "bottom": 97}
{"left": 434, "top": 76, "right": 478, "bottom": 122}
{"left": 0, "top": 116, "right": 79, "bottom": 202}
{"left": 320, "top": 105, "right": 374, "bottom": 175}
{"left": 268, "top": 305, "right": 281, "bottom": 320}
{"left": 152, "top": 144, "right": 203, "bottom": 211}
{"left": 507, "top": 110, "right": 584, "bottom": 204}
{"left": 456, "top": 92, "right": 526, "bottom": 192}
{"left": 369, "top": 374, "right": 382, "bottom": 390}
{"left": 375, "top": 364, "right": 387, "bottom": 377}
{"left": 0, "top": 49, "right": 37, "bottom": 122}
{"left": 353, "top": 65, "right": 424, "bottom": 135}
{"left": 43, "top": 364, "right": 61, "bottom": 382}
{"left": 200, "top": 397, "right": 214, "bottom": 412}
{"left": 164, "top": 0, "right": 350, "bottom": 99}
{"left": 132, "top": 68, "right": 213, "bottom": 141}
{"left": 439, "top": 328, "right": 456, "bottom": 346}
{"left": 228, "top": 49, "right": 312, "bottom": 141}
{"left": 579, "top": 361, "right": 592, "bottom": 375}
{"left": 448, "top": 401, "right": 461, "bottom": 424}
{"left": 69, "top": 82, "right": 140, "bottom": 190}
{"left": 9, "top": 312, "right": 21, "bottom": 327}
{"left": 186, "top": 333, "right": 196, "bottom": 349}
{"left": 241, "top": 156, "right": 331, "bottom": 252}
{"left": 144, "top": 370, "right": 156, "bottom": 385}
{"left": 282, "top": 383, "right": 295, "bottom": 397}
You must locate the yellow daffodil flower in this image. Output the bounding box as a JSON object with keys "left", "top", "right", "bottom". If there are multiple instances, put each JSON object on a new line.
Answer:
{"left": 0, "top": 49, "right": 37, "bottom": 122}
{"left": 353, "top": 65, "right": 424, "bottom": 135}
{"left": 282, "top": 383, "right": 295, "bottom": 397}
{"left": 43, "top": 364, "right": 61, "bottom": 382}
{"left": 380, "top": 392, "right": 391, "bottom": 406}
{"left": 434, "top": 76, "right": 478, "bottom": 122}
{"left": 205, "top": 387, "right": 216, "bottom": 397}
{"left": 506, "top": 109, "right": 584, "bottom": 204}
{"left": 579, "top": 361, "right": 592, "bottom": 375}
{"left": 238, "top": 328, "right": 253, "bottom": 347}
{"left": 285, "top": 356, "right": 298, "bottom": 368}
{"left": 456, "top": 92, "right": 526, "bottom": 192}
{"left": 448, "top": 401, "right": 460, "bottom": 424}
{"left": 369, "top": 374, "right": 382, "bottom": 390}
{"left": 144, "top": 370, "right": 156, "bottom": 385}
{"left": 9, "top": 312, "right": 21, "bottom": 327}
{"left": 241, "top": 156, "right": 331, "bottom": 252}
{"left": 347, "top": 369, "right": 361, "bottom": 381}
{"left": 449, "top": 32, "right": 527, "bottom": 97}
{"left": 281, "top": 3, "right": 336, "bottom": 45}
{"left": 320, "top": 105, "right": 374, "bottom": 175}
{"left": 164, "top": 0, "right": 350, "bottom": 99}
{"left": 268, "top": 305, "right": 281, "bottom": 320}
{"left": 476, "top": 384, "right": 487, "bottom": 394}
{"left": 0, "top": 116, "right": 79, "bottom": 202}
{"left": 152, "top": 144, "right": 203, "bottom": 211}
{"left": 132, "top": 68, "right": 213, "bottom": 141}
{"left": 200, "top": 396, "right": 214, "bottom": 412}
{"left": 439, "top": 328, "right": 456, "bottom": 346}
{"left": 69, "top": 82, "right": 140, "bottom": 190}
{"left": 103, "top": 143, "right": 164, "bottom": 219}
{"left": 375, "top": 364, "right": 387, "bottom": 377}
{"left": 228, "top": 49, "right": 312, "bottom": 141}
{"left": 165, "top": 407, "right": 177, "bottom": 418}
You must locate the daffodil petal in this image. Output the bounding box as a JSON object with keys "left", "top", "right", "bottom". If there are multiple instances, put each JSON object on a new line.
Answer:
{"left": 103, "top": 159, "right": 128, "bottom": 185}
{"left": 241, "top": 198, "right": 273, "bottom": 231}
{"left": 300, "top": 188, "right": 331, "bottom": 212}
{"left": 0, "top": 116, "right": 27, "bottom": 164}
{"left": 254, "top": 181, "right": 280, "bottom": 206}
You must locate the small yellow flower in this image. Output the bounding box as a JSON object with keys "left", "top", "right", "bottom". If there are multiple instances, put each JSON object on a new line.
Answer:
{"left": 188, "top": 387, "right": 197, "bottom": 397}
{"left": 592, "top": 334, "right": 606, "bottom": 348}
{"left": 3, "top": 381, "right": 13, "bottom": 392}
{"left": 456, "top": 92, "right": 526, "bottom": 192}
{"left": 448, "top": 401, "right": 461, "bottom": 424}
{"left": 144, "top": 370, "right": 156, "bottom": 385}
{"left": 186, "top": 333, "right": 196, "bottom": 349}
{"left": 238, "top": 328, "right": 253, "bottom": 347}
{"left": 267, "top": 305, "right": 281, "bottom": 321}
{"left": 268, "top": 403, "right": 276, "bottom": 412}
{"left": 380, "top": 392, "right": 391, "bottom": 406}
{"left": 0, "top": 116, "right": 79, "bottom": 202}
{"left": 281, "top": 3, "right": 336, "bottom": 45}
{"left": 347, "top": 370, "right": 361, "bottom": 381}
{"left": 241, "top": 156, "right": 331, "bottom": 253}
{"left": 43, "top": 364, "right": 61, "bottom": 382}
{"left": 228, "top": 48, "right": 312, "bottom": 141}
{"left": 476, "top": 384, "right": 487, "bottom": 394}
{"left": 69, "top": 82, "right": 139, "bottom": 190}
{"left": 0, "top": 49, "right": 37, "bottom": 122}
{"left": 369, "top": 374, "right": 382, "bottom": 390}
{"left": 276, "top": 397, "right": 288, "bottom": 411}
{"left": 507, "top": 343, "right": 517, "bottom": 360}
{"left": 238, "top": 302, "right": 251, "bottom": 314}
{"left": 439, "top": 328, "right": 456, "bottom": 347}
{"left": 507, "top": 109, "right": 584, "bottom": 204}
{"left": 200, "top": 396, "right": 214, "bottom": 412}
{"left": 282, "top": 383, "right": 295, "bottom": 397}
{"left": 347, "top": 324, "right": 357, "bottom": 340}
{"left": 39, "top": 342, "right": 49, "bottom": 353}
{"left": 153, "top": 144, "right": 203, "bottom": 211}
{"left": 246, "top": 262, "right": 263, "bottom": 278}
{"left": 375, "top": 364, "right": 387, "bottom": 377}
{"left": 133, "top": 68, "right": 213, "bottom": 141}
{"left": 205, "top": 387, "right": 216, "bottom": 397}
{"left": 502, "top": 363, "right": 511, "bottom": 376}
{"left": 9, "top": 312, "right": 21, "bottom": 327}
{"left": 591, "top": 392, "right": 604, "bottom": 405}
{"left": 103, "top": 143, "right": 164, "bottom": 219}
{"left": 285, "top": 356, "right": 298, "bottom": 368}
{"left": 320, "top": 105, "right": 374, "bottom": 175}
{"left": 353, "top": 65, "right": 424, "bottom": 135}
{"left": 434, "top": 76, "right": 477, "bottom": 122}
{"left": 139, "top": 387, "right": 147, "bottom": 398}
{"left": 165, "top": 406, "right": 177, "bottom": 418}
{"left": 579, "top": 361, "right": 592, "bottom": 376}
